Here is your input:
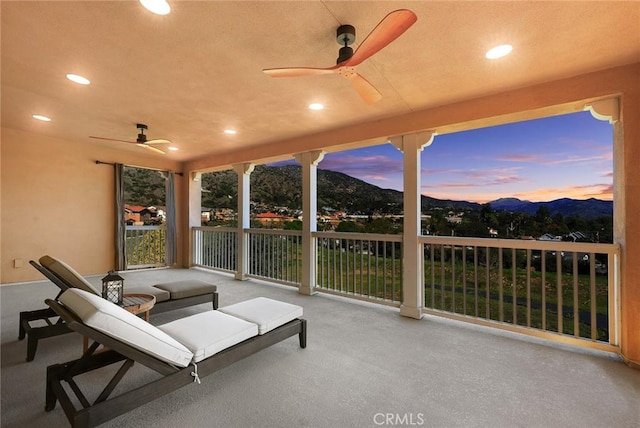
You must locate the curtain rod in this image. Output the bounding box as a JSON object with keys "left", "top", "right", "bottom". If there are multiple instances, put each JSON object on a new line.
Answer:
{"left": 95, "top": 160, "right": 183, "bottom": 176}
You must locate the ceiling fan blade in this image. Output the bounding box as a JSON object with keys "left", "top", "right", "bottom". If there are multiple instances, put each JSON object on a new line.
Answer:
{"left": 89, "top": 135, "right": 135, "bottom": 144}
{"left": 263, "top": 67, "right": 336, "bottom": 78}
{"left": 137, "top": 143, "right": 166, "bottom": 155}
{"left": 146, "top": 138, "right": 171, "bottom": 145}
{"left": 347, "top": 72, "right": 382, "bottom": 104}
{"left": 344, "top": 9, "right": 417, "bottom": 67}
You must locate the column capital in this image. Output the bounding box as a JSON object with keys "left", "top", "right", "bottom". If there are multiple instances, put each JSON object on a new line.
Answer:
{"left": 232, "top": 162, "right": 255, "bottom": 175}
{"left": 584, "top": 98, "right": 620, "bottom": 124}
{"left": 294, "top": 150, "right": 325, "bottom": 166}
{"left": 389, "top": 131, "right": 436, "bottom": 153}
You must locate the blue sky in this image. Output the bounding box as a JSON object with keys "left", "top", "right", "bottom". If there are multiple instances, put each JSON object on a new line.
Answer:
{"left": 272, "top": 111, "right": 613, "bottom": 203}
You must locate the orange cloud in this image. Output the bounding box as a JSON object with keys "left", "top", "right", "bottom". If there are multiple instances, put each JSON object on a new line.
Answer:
{"left": 513, "top": 184, "right": 612, "bottom": 202}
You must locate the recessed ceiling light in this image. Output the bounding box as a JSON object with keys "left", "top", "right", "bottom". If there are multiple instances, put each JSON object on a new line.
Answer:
{"left": 224, "top": 129, "right": 237, "bottom": 135}
{"left": 139, "top": 0, "right": 170, "bottom": 15}
{"left": 66, "top": 74, "right": 90, "bottom": 85}
{"left": 168, "top": 147, "right": 179, "bottom": 151}
{"left": 32, "top": 114, "right": 51, "bottom": 122}
{"left": 308, "top": 103, "right": 324, "bottom": 110}
{"left": 485, "top": 44, "right": 513, "bottom": 59}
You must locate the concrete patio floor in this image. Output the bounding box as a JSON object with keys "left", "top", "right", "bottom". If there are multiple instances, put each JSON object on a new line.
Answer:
{"left": 2, "top": 267, "right": 639, "bottom": 427}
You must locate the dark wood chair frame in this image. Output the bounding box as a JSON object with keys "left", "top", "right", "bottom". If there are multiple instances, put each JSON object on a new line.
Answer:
{"left": 18, "top": 261, "right": 74, "bottom": 361}
{"left": 44, "top": 298, "right": 307, "bottom": 428}
{"left": 19, "top": 260, "right": 219, "bottom": 361}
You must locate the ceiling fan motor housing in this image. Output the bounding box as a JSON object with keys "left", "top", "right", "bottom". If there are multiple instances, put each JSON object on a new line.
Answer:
{"left": 136, "top": 123, "right": 148, "bottom": 143}
{"left": 336, "top": 24, "right": 355, "bottom": 63}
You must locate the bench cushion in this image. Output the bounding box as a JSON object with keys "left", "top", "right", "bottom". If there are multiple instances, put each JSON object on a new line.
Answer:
{"left": 158, "top": 311, "right": 258, "bottom": 363}
{"left": 219, "top": 297, "right": 303, "bottom": 335}
{"left": 125, "top": 285, "right": 171, "bottom": 303}
{"left": 59, "top": 289, "right": 193, "bottom": 368}
{"left": 153, "top": 280, "right": 217, "bottom": 300}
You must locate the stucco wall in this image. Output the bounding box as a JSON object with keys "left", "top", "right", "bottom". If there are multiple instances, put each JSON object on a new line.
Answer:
{"left": 0, "top": 128, "right": 183, "bottom": 283}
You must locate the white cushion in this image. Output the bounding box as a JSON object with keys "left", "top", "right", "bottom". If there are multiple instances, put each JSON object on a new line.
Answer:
{"left": 219, "top": 297, "right": 303, "bottom": 335}
{"left": 158, "top": 311, "right": 258, "bottom": 363}
{"left": 59, "top": 289, "right": 193, "bottom": 368}
{"left": 41, "top": 255, "right": 101, "bottom": 295}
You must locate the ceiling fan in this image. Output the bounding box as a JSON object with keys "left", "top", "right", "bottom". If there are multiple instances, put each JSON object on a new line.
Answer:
{"left": 263, "top": 9, "right": 417, "bottom": 104}
{"left": 90, "top": 123, "right": 170, "bottom": 154}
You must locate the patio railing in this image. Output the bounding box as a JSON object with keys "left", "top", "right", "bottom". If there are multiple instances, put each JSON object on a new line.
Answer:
{"left": 315, "top": 231, "right": 403, "bottom": 304}
{"left": 125, "top": 225, "right": 165, "bottom": 269}
{"left": 247, "top": 229, "right": 302, "bottom": 285}
{"left": 420, "top": 236, "right": 619, "bottom": 348}
{"left": 192, "top": 227, "right": 619, "bottom": 349}
{"left": 193, "top": 227, "right": 237, "bottom": 273}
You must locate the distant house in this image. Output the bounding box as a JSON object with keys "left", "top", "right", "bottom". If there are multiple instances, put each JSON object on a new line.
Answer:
{"left": 140, "top": 206, "right": 165, "bottom": 224}
{"left": 201, "top": 208, "right": 213, "bottom": 223}
{"left": 124, "top": 204, "right": 145, "bottom": 225}
{"left": 539, "top": 233, "right": 561, "bottom": 241}
{"left": 202, "top": 208, "right": 235, "bottom": 223}
{"left": 254, "top": 212, "right": 290, "bottom": 226}
{"left": 445, "top": 215, "right": 462, "bottom": 224}
{"left": 569, "top": 231, "right": 587, "bottom": 241}
{"left": 318, "top": 215, "right": 341, "bottom": 229}
{"left": 125, "top": 204, "right": 165, "bottom": 225}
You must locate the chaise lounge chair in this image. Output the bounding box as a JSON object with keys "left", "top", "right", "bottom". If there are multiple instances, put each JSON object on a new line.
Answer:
{"left": 44, "top": 288, "right": 306, "bottom": 428}
{"left": 19, "top": 255, "right": 219, "bottom": 361}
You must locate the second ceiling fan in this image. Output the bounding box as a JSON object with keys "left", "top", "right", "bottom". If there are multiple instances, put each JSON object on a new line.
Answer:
{"left": 263, "top": 9, "right": 417, "bottom": 104}
{"left": 90, "top": 124, "right": 170, "bottom": 154}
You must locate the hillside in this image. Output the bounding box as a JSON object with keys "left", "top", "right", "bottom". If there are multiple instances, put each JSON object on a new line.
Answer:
{"left": 201, "top": 165, "right": 479, "bottom": 214}
{"left": 124, "top": 164, "right": 612, "bottom": 219}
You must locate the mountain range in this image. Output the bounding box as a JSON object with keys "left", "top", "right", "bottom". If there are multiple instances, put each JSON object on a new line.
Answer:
{"left": 199, "top": 165, "right": 612, "bottom": 220}
{"left": 488, "top": 197, "right": 612, "bottom": 219}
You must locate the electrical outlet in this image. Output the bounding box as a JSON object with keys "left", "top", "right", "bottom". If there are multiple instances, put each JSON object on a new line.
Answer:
{"left": 13, "top": 259, "right": 24, "bottom": 268}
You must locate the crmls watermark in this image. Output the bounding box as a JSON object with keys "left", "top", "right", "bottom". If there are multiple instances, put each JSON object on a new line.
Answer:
{"left": 373, "top": 413, "right": 425, "bottom": 426}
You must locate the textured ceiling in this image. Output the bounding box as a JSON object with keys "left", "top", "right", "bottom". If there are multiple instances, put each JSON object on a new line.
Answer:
{"left": 2, "top": 1, "right": 639, "bottom": 162}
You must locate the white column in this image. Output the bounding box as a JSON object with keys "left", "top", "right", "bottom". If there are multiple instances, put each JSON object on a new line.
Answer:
{"left": 187, "top": 172, "right": 203, "bottom": 267}
{"left": 233, "top": 163, "right": 255, "bottom": 280}
{"left": 390, "top": 132, "right": 436, "bottom": 319}
{"left": 584, "top": 98, "right": 622, "bottom": 345}
{"left": 584, "top": 98, "right": 622, "bottom": 240}
{"left": 294, "top": 150, "right": 325, "bottom": 295}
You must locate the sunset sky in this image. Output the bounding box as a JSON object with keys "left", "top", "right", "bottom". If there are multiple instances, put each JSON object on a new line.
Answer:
{"left": 281, "top": 111, "right": 613, "bottom": 204}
